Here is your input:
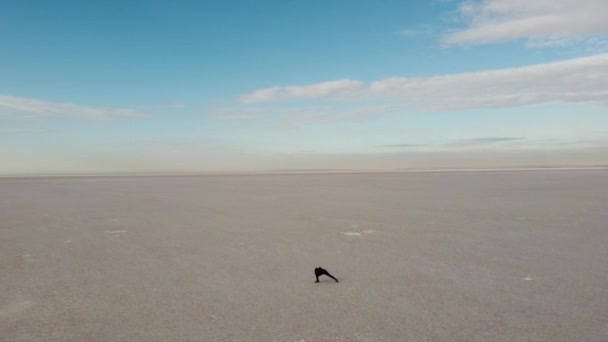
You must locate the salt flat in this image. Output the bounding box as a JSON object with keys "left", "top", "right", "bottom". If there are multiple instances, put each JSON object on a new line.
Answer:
{"left": 1, "top": 170, "right": 607, "bottom": 341}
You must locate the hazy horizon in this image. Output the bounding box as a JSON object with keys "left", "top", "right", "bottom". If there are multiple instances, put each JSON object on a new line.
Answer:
{"left": 2, "top": 148, "right": 607, "bottom": 176}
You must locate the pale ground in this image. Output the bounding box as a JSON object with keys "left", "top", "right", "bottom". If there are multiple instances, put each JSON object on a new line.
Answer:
{"left": 1, "top": 170, "right": 607, "bottom": 341}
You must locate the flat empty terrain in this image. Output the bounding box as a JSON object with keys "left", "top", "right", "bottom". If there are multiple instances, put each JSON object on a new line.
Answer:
{"left": 1, "top": 170, "right": 608, "bottom": 341}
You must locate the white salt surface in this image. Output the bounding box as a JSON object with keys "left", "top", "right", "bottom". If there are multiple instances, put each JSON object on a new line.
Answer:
{"left": 104, "top": 230, "right": 128, "bottom": 234}
{"left": 1, "top": 170, "right": 608, "bottom": 341}
{"left": 341, "top": 231, "right": 362, "bottom": 236}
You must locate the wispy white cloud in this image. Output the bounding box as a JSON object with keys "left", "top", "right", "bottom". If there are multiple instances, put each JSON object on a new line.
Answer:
{"left": 369, "top": 53, "right": 608, "bottom": 110}
{"left": 442, "top": 0, "right": 608, "bottom": 46}
{"left": 239, "top": 80, "right": 363, "bottom": 104}
{"left": 238, "top": 53, "right": 608, "bottom": 110}
{"left": 0, "top": 95, "right": 143, "bottom": 120}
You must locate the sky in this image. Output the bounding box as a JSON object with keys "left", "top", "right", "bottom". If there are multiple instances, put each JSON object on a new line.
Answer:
{"left": 1, "top": 0, "right": 607, "bottom": 174}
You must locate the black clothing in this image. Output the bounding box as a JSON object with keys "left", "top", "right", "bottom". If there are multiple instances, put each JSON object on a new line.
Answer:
{"left": 315, "top": 267, "right": 339, "bottom": 283}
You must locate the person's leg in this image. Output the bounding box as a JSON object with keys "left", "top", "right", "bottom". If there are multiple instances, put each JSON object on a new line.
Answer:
{"left": 325, "top": 272, "right": 339, "bottom": 283}
{"left": 321, "top": 270, "right": 339, "bottom": 283}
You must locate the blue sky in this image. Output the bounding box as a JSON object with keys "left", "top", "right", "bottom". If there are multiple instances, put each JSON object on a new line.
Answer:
{"left": 1, "top": 0, "right": 607, "bottom": 174}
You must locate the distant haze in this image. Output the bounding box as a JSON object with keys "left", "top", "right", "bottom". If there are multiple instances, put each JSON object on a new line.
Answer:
{"left": 2, "top": 147, "right": 607, "bottom": 176}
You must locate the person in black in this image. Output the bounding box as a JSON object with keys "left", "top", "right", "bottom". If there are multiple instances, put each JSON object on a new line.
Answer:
{"left": 315, "top": 267, "right": 339, "bottom": 283}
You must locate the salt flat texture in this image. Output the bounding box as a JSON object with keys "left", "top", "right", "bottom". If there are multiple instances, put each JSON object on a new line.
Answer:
{"left": 1, "top": 170, "right": 607, "bottom": 341}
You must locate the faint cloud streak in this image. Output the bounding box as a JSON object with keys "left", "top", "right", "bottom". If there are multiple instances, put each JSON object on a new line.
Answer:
{"left": 0, "top": 95, "right": 144, "bottom": 120}
{"left": 378, "top": 143, "right": 429, "bottom": 148}
{"left": 239, "top": 80, "right": 364, "bottom": 104}
{"left": 446, "top": 137, "right": 525, "bottom": 147}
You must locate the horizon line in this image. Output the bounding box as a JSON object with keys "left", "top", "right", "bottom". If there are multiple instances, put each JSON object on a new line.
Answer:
{"left": 1, "top": 165, "right": 608, "bottom": 179}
